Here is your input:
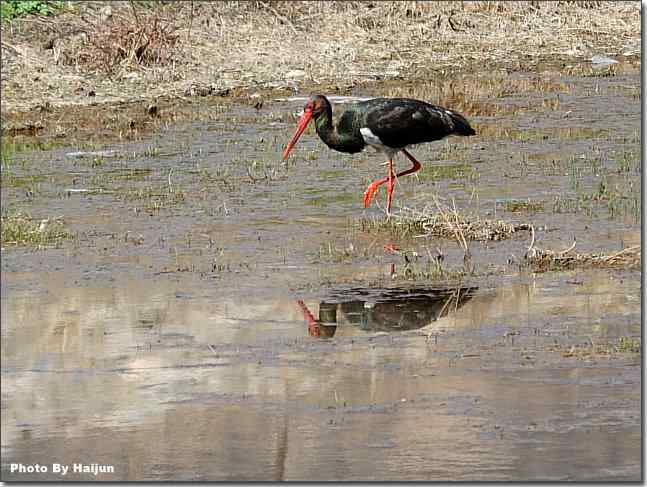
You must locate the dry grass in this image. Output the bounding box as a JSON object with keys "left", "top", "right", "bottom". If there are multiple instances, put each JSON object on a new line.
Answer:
{"left": 1, "top": 1, "right": 640, "bottom": 112}
{"left": 525, "top": 240, "right": 641, "bottom": 272}
{"left": 60, "top": 3, "right": 181, "bottom": 74}
{"left": 361, "top": 201, "right": 532, "bottom": 242}
{"left": 360, "top": 199, "right": 640, "bottom": 274}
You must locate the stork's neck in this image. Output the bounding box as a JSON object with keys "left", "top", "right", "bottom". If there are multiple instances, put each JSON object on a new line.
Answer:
{"left": 313, "top": 104, "right": 338, "bottom": 145}
{"left": 313, "top": 104, "right": 356, "bottom": 152}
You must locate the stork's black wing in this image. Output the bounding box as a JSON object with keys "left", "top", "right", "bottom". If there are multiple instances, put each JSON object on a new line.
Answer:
{"left": 360, "top": 98, "right": 474, "bottom": 149}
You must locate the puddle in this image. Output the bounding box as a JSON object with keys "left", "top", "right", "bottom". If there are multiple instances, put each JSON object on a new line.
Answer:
{"left": 1, "top": 67, "right": 641, "bottom": 481}
{"left": 0, "top": 269, "right": 640, "bottom": 481}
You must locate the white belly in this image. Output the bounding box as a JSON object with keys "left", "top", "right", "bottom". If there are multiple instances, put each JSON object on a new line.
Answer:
{"left": 360, "top": 127, "right": 400, "bottom": 158}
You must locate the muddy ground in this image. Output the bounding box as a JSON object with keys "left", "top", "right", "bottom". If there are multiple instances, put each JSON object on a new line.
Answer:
{"left": 0, "top": 2, "right": 642, "bottom": 482}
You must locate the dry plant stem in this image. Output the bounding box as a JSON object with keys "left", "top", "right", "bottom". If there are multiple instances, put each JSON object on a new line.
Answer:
{"left": 525, "top": 243, "right": 640, "bottom": 272}
{"left": 527, "top": 225, "right": 535, "bottom": 254}
{"left": 607, "top": 245, "right": 640, "bottom": 259}
{"left": 451, "top": 198, "right": 470, "bottom": 257}
{"left": 432, "top": 195, "right": 466, "bottom": 252}
{"left": 187, "top": 1, "right": 194, "bottom": 43}
{"left": 372, "top": 203, "right": 533, "bottom": 242}
{"left": 559, "top": 239, "right": 577, "bottom": 256}
{"left": 258, "top": 1, "right": 298, "bottom": 35}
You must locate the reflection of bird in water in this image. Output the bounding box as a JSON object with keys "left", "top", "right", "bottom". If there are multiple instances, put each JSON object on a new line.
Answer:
{"left": 296, "top": 286, "right": 477, "bottom": 337}
{"left": 295, "top": 299, "right": 337, "bottom": 338}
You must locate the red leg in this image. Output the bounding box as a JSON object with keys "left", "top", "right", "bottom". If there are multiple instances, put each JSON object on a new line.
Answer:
{"left": 386, "top": 159, "right": 395, "bottom": 214}
{"left": 363, "top": 158, "right": 392, "bottom": 209}
{"left": 363, "top": 150, "right": 423, "bottom": 210}
{"left": 296, "top": 299, "right": 321, "bottom": 337}
{"left": 399, "top": 149, "right": 422, "bottom": 178}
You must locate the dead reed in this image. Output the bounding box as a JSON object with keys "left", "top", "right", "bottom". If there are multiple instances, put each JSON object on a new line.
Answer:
{"left": 60, "top": 3, "right": 181, "bottom": 74}
{"left": 525, "top": 240, "right": 641, "bottom": 272}
{"left": 360, "top": 201, "right": 532, "bottom": 242}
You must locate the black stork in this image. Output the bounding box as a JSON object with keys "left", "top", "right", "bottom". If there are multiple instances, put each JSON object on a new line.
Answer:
{"left": 282, "top": 95, "right": 476, "bottom": 214}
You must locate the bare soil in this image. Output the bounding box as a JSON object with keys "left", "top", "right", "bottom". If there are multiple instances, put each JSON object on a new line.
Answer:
{"left": 1, "top": 1, "right": 641, "bottom": 138}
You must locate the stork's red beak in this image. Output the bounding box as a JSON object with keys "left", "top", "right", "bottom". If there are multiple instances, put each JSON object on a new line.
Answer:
{"left": 282, "top": 108, "right": 313, "bottom": 160}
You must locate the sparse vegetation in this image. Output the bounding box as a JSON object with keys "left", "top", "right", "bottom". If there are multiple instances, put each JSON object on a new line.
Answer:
{"left": 503, "top": 199, "right": 544, "bottom": 213}
{"left": 1, "top": 213, "right": 71, "bottom": 246}
{"left": 1, "top": 171, "right": 47, "bottom": 189}
{"left": 559, "top": 336, "right": 641, "bottom": 358}
{"left": 616, "top": 336, "right": 641, "bottom": 354}
{"left": 119, "top": 183, "right": 187, "bottom": 213}
{"left": 1, "top": 137, "right": 71, "bottom": 166}
{"left": 422, "top": 163, "right": 474, "bottom": 181}
{"left": 360, "top": 202, "right": 532, "bottom": 242}
{"left": 317, "top": 241, "right": 363, "bottom": 264}
{"left": 525, "top": 241, "right": 640, "bottom": 273}
{"left": 615, "top": 150, "right": 640, "bottom": 173}
{"left": 392, "top": 250, "right": 473, "bottom": 282}
{"left": 551, "top": 177, "right": 640, "bottom": 223}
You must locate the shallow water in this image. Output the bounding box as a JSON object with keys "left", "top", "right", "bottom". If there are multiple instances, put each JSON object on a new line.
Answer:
{"left": 1, "top": 67, "right": 641, "bottom": 481}
{"left": 1, "top": 269, "right": 640, "bottom": 481}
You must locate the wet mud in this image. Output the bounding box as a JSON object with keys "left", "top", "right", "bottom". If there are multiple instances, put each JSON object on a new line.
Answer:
{"left": 1, "top": 64, "right": 641, "bottom": 481}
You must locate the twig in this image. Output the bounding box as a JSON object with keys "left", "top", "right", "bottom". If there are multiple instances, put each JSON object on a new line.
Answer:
{"left": 451, "top": 199, "right": 470, "bottom": 256}
{"left": 605, "top": 244, "right": 640, "bottom": 260}
{"left": 128, "top": 0, "right": 140, "bottom": 25}
{"left": 527, "top": 225, "right": 535, "bottom": 254}
{"left": 437, "top": 292, "right": 454, "bottom": 319}
{"left": 187, "top": 1, "right": 195, "bottom": 43}
{"left": 246, "top": 165, "right": 261, "bottom": 183}
{"left": 1, "top": 41, "right": 40, "bottom": 63}
{"left": 1, "top": 41, "right": 20, "bottom": 54}
{"left": 558, "top": 239, "right": 577, "bottom": 256}
{"left": 448, "top": 14, "right": 464, "bottom": 32}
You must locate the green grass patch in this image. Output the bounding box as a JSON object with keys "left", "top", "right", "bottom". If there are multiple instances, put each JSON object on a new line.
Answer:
{"left": 305, "top": 189, "right": 357, "bottom": 208}
{"left": 422, "top": 163, "right": 474, "bottom": 181}
{"left": 1, "top": 213, "right": 71, "bottom": 246}
{"left": 615, "top": 150, "right": 640, "bottom": 173}
{"left": 561, "top": 336, "right": 641, "bottom": 358}
{"left": 0, "top": 171, "right": 47, "bottom": 189}
{"left": 118, "top": 183, "right": 187, "bottom": 213}
{"left": 358, "top": 215, "right": 427, "bottom": 239}
{"left": 89, "top": 168, "right": 153, "bottom": 187}
{"left": 616, "top": 336, "right": 641, "bottom": 354}
{"left": 502, "top": 199, "right": 545, "bottom": 213}
{"left": 1, "top": 137, "right": 72, "bottom": 167}
{"left": 1, "top": 0, "right": 65, "bottom": 19}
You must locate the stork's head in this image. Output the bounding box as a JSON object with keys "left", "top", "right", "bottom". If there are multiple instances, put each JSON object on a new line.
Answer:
{"left": 282, "top": 95, "right": 329, "bottom": 160}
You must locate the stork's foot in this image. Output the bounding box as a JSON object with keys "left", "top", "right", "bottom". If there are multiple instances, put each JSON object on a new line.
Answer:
{"left": 363, "top": 180, "right": 382, "bottom": 208}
